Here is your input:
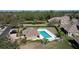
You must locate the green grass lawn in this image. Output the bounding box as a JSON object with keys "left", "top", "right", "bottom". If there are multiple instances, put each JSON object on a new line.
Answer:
{"left": 54, "top": 26, "right": 73, "bottom": 49}
{"left": 55, "top": 39, "right": 73, "bottom": 49}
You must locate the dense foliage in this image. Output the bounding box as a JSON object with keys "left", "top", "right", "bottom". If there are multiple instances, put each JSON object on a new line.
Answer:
{"left": 0, "top": 37, "right": 19, "bottom": 49}
{"left": 0, "top": 10, "right": 79, "bottom": 26}
{"left": 0, "top": 11, "right": 65, "bottom": 25}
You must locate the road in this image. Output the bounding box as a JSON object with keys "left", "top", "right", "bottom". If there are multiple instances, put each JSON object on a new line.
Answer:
{"left": 0, "top": 26, "right": 11, "bottom": 37}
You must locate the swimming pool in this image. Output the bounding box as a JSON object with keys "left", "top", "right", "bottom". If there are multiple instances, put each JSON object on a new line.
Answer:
{"left": 39, "top": 31, "right": 51, "bottom": 39}
{"left": 37, "top": 28, "right": 56, "bottom": 41}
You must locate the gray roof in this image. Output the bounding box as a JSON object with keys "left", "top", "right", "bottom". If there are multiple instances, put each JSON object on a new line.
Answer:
{"left": 72, "top": 18, "right": 79, "bottom": 23}
{"left": 48, "top": 17, "right": 61, "bottom": 23}
{"left": 61, "top": 18, "right": 79, "bottom": 33}
{"left": 62, "top": 23, "right": 79, "bottom": 33}
{"left": 60, "top": 16, "right": 70, "bottom": 26}
{"left": 48, "top": 16, "right": 70, "bottom": 26}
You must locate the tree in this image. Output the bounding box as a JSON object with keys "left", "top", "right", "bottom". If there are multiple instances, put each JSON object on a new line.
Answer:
{"left": 0, "top": 37, "right": 19, "bottom": 49}
{"left": 41, "top": 39, "right": 48, "bottom": 45}
{"left": 17, "top": 25, "right": 20, "bottom": 37}
{"left": 20, "top": 35, "right": 27, "bottom": 45}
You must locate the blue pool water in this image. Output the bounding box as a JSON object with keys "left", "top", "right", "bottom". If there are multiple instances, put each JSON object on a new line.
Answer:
{"left": 39, "top": 31, "right": 51, "bottom": 39}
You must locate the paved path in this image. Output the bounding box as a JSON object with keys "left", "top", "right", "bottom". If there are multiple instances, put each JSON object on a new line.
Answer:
{"left": 0, "top": 26, "right": 11, "bottom": 37}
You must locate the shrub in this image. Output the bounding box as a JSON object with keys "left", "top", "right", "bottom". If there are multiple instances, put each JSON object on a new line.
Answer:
{"left": 20, "top": 39, "right": 27, "bottom": 45}
{"left": 0, "top": 37, "right": 19, "bottom": 49}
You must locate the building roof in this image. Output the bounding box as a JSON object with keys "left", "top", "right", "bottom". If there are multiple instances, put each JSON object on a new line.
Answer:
{"left": 48, "top": 17, "right": 61, "bottom": 23}
{"left": 72, "top": 18, "right": 79, "bottom": 23}
{"left": 62, "top": 18, "right": 79, "bottom": 34}
{"left": 62, "top": 22, "right": 79, "bottom": 33}
{"left": 48, "top": 16, "right": 70, "bottom": 26}
{"left": 60, "top": 16, "right": 70, "bottom": 26}
{"left": 22, "top": 27, "right": 39, "bottom": 37}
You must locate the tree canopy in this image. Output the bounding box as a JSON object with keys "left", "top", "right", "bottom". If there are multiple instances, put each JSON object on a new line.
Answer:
{"left": 0, "top": 37, "right": 19, "bottom": 49}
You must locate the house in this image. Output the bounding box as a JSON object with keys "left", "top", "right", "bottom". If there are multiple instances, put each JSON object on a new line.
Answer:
{"left": 60, "top": 16, "right": 70, "bottom": 27}
{"left": 62, "top": 23, "right": 79, "bottom": 36}
{"left": 48, "top": 16, "right": 79, "bottom": 37}
{"left": 48, "top": 17, "right": 61, "bottom": 26}
{"left": 72, "top": 18, "right": 79, "bottom": 23}
{"left": 48, "top": 15, "right": 70, "bottom": 26}
{"left": 22, "top": 27, "right": 40, "bottom": 40}
{"left": 49, "top": 16, "right": 79, "bottom": 45}
{"left": 48, "top": 17, "right": 61, "bottom": 23}
{"left": 61, "top": 18, "right": 79, "bottom": 37}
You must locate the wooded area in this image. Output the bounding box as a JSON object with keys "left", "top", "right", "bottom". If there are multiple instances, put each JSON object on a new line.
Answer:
{"left": 0, "top": 11, "right": 68, "bottom": 25}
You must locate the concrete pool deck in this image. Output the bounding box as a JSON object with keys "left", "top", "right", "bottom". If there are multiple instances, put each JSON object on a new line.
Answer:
{"left": 37, "top": 28, "right": 56, "bottom": 41}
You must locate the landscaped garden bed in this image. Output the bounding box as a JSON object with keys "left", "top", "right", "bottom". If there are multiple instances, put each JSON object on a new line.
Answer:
{"left": 22, "top": 21, "right": 46, "bottom": 24}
